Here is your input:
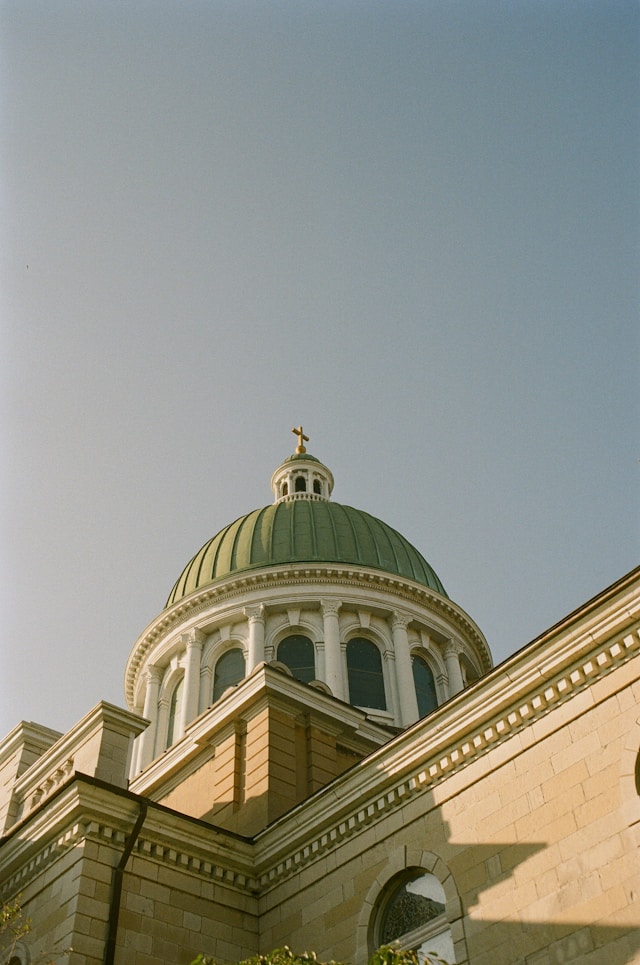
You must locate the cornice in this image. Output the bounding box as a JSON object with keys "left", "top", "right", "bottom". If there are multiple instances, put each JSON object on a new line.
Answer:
{"left": 252, "top": 600, "right": 640, "bottom": 892}
{"left": 2, "top": 601, "right": 638, "bottom": 902}
{"left": 1, "top": 777, "right": 257, "bottom": 900}
{"left": 0, "top": 721, "right": 62, "bottom": 770}
{"left": 8, "top": 703, "right": 147, "bottom": 830}
{"left": 125, "top": 565, "right": 490, "bottom": 706}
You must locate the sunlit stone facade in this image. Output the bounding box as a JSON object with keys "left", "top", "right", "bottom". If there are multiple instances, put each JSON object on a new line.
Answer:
{"left": 0, "top": 440, "right": 638, "bottom": 965}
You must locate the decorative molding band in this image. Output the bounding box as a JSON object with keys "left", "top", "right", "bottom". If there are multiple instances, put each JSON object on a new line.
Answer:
{"left": 126, "top": 567, "right": 489, "bottom": 706}
{"left": 23, "top": 758, "right": 74, "bottom": 815}
{"left": 131, "top": 829, "right": 259, "bottom": 894}
{"left": 1, "top": 810, "right": 259, "bottom": 901}
{"left": 1, "top": 818, "right": 88, "bottom": 897}
{"left": 2, "top": 625, "right": 638, "bottom": 903}
{"left": 253, "top": 625, "right": 640, "bottom": 892}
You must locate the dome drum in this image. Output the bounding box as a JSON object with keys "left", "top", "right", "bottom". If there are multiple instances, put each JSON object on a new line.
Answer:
{"left": 126, "top": 442, "right": 492, "bottom": 774}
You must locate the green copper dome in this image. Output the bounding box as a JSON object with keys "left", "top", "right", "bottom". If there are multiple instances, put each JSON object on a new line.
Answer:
{"left": 166, "top": 499, "right": 447, "bottom": 607}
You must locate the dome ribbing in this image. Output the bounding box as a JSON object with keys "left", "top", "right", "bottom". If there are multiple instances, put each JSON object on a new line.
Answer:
{"left": 166, "top": 499, "right": 447, "bottom": 607}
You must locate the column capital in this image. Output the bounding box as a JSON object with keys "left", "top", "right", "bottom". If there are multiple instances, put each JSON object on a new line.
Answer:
{"left": 181, "top": 628, "right": 206, "bottom": 651}
{"left": 391, "top": 611, "right": 410, "bottom": 632}
{"left": 320, "top": 599, "right": 341, "bottom": 618}
{"left": 443, "top": 640, "right": 463, "bottom": 658}
{"left": 145, "top": 666, "right": 163, "bottom": 685}
{"left": 244, "top": 604, "right": 265, "bottom": 624}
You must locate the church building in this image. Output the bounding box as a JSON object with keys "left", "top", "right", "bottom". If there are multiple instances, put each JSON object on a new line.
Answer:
{"left": 1, "top": 431, "right": 639, "bottom": 965}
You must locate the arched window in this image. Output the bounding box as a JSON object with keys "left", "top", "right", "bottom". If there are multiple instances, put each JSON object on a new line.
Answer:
{"left": 213, "top": 649, "right": 245, "bottom": 703}
{"left": 282, "top": 482, "right": 288, "bottom": 497}
{"left": 313, "top": 479, "right": 321, "bottom": 494}
{"left": 6, "top": 941, "right": 29, "bottom": 965}
{"left": 412, "top": 654, "right": 438, "bottom": 717}
{"left": 347, "top": 637, "right": 386, "bottom": 710}
{"left": 295, "top": 475, "right": 306, "bottom": 492}
{"left": 277, "top": 635, "right": 315, "bottom": 683}
{"left": 377, "top": 872, "right": 454, "bottom": 963}
{"left": 166, "top": 677, "right": 184, "bottom": 748}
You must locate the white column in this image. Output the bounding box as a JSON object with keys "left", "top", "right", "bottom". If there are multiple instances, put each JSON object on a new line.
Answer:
{"left": 245, "top": 605, "right": 265, "bottom": 671}
{"left": 443, "top": 641, "right": 465, "bottom": 696}
{"left": 321, "top": 599, "right": 344, "bottom": 700}
{"left": 383, "top": 649, "right": 400, "bottom": 722}
{"left": 156, "top": 694, "right": 170, "bottom": 752}
{"left": 199, "top": 665, "right": 212, "bottom": 713}
{"left": 180, "top": 629, "right": 205, "bottom": 732}
{"left": 391, "top": 612, "right": 420, "bottom": 727}
{"left": 138, "top": 666, "right": 162, "bottom": 771}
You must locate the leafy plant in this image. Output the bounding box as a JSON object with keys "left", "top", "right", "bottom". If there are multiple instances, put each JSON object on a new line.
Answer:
{"left": 0, "top": 896, "right": 30, "bottom": 964}
{"left": 192, "top": 944, "right": 449, "bottom": 965}
{"left": 191, "top": 950, "right": 345, "bottom": 965}
{"left": 370, "top": 946, "right": 449, "bottom": 965}
{"left": 0, "top": 896, "right": 71, "bottom": 965}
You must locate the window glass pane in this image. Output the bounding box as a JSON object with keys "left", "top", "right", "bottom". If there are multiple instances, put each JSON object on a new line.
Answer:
{"left": 416, "top": 929, "right": 455, "bottom": 964}
{"left": 213, "top": 649, "right": 245, "bottom": 702}
{"left": 278, "top": 635, "right": 315, "bottom": 683}
{"left": 412, "top": 655, "right": 438, "bottom": 717}
{"left": 166, "top": 677, "right": 184, "bottom": 747}
{"left": 381, "top": 873, "right": 446, "bottom": 944}
{"left": 347, "top": 638, "right": 386, "bottom": 710}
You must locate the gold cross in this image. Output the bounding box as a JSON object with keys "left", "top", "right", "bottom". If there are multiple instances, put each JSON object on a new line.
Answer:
{"left": 291, "top": 426, "right": 309, "bottom": 453}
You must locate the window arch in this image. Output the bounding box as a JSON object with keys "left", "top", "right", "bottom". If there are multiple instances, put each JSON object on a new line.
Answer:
{"left": 213, "top": 648, "right": 245, "bottom": 703}
{"left": 295, "top": 475, "right": 306, "bottom": 492}
{"left": 282, "top": 482, "right": 288, "bottom": 497}
{"left": 347, "top": 637, "right": 386, "bottom": 710}
{"left": 412, "top": 654, "right": 438, "bottom": 717}
{"left": 313, "top": 479, "right": 321, "bottom": 494}
{"left": 277, "top": 635, "right": 315, "bottom": 683}
{"left": 166, "top": 676, "right": 184, "bottom": 748}
{"left": 8, "top": 950, "right": 28, "bottom": 965}
{"left": 376, "top": 871, "right": 455, "bottom": 963}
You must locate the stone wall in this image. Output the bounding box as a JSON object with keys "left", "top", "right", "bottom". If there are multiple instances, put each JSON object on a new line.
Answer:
{"left": 2, "top": 570, "right": 638, "bottom": 965}
{"left": 253, "top": 621, "right": 640, "bottom": 965}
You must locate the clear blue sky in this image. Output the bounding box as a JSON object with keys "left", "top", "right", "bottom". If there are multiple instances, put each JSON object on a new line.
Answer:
{"left": 1, "top": 0, "right": 638, "bottom": 739}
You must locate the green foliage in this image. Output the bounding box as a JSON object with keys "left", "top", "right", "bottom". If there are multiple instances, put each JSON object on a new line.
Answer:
{"left": 191, "top": 944, "right": 449, "bottom": 965}
{"left": 0, "top": 895, "right": 71, "bottom": 965}
{"left": 1, "top": 895, "right": 30, "bottom": 965}
{"left": 370, "top": 946, "right": 449, "bottom": 965}
{"left": 191, "top": 950, "right": 345, "bottom": 965}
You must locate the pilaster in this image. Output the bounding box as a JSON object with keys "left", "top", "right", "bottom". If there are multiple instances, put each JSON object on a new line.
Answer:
{"left": 138, "top": 666, "right": 162, "bottom": 771}
{"left": 391, "top": 611, "right": 420, "bottom": 727}
{"left": 245, "top": 605, "right": 266, "bottom": 671}
{"left": 181, "top": 629, "right": 206, "bottom": 732}
{"left": 443, "top": 641, "right": 465, "bottom": 697}
{"left": 321, "top": 600, "right": 344, "bottom": 701}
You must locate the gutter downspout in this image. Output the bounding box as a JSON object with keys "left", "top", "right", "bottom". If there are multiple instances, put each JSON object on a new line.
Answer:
{"left": 103, "top": 799, "right": 147, "bottom": 965}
